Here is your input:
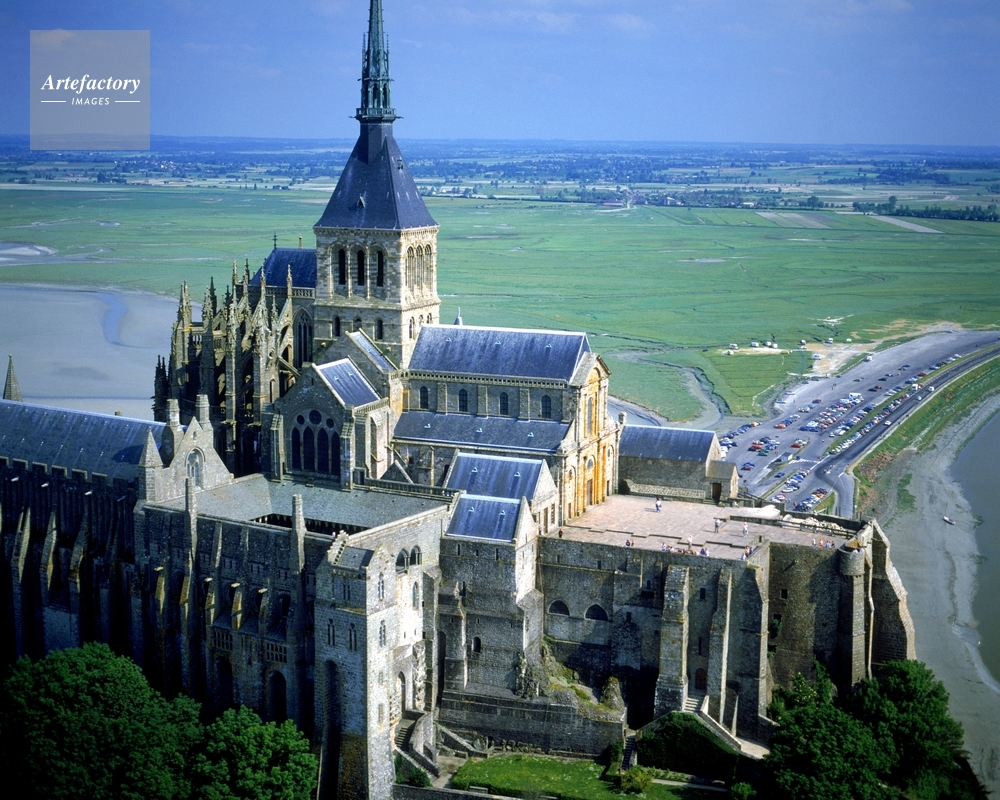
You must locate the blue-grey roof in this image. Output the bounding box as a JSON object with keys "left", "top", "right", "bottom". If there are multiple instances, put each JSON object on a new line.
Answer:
{"left": 408, "top": 325, "right": 591, "bottom": 382}
{"left": 447, "top": 495, "right": 520, "bottom": 541}
{"left": 0, "top": 400, "right": 165, "bottom": 482}
{"left": 316, "top": 360, "right": 381, "bottom": 407}
{"left": 315, "top": 124, "right": 436, "bottom": 231}
{"left": 619, "top": 425, "right": 716, "bottom": 463}
{"left": 393, "top": 411, "right": 569, "bottom": 454}
{"left": 250, "top": 248, "right": 317, "bottom": 289}
{"left": 348, "top": 331, "right": 396, "bottom": 371}
{"left": 445, "top": 453, "right": 543, "bottom": 502}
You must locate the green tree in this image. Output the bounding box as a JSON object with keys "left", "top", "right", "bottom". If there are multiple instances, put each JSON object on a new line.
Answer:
{"left": 765, "top": 701, "right": 889, "bottom": 800}
{"left": 193, "top": 705, "right": 317, "bottom": 800}
{"left": 0, "top": 642, "right": 200, "bottom": 800}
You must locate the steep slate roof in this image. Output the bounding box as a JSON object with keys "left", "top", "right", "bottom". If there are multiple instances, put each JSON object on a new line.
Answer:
{"left": 316, "top": 360, "right": 380, "bottom": 407}
{"left": 619, "top": 425, "right": 717, "bottom": 464}
{"left": 408, "top": 325, "right": 591, "bottom": 382}
{"left": 447, "top": 495, "right": 521, "bottom": 541}
{"left": 0, "top": 400, "right": 165, "bottom": 482}
{"left": 348, "top": 331, "right": 396, "bottom": 371}
{"left": 393, "top": 411, "right": 568, "bottom": 454}
{"left": 250, "top": 248, "right": 317, "bottom": 289}
{"left": 445, "top": 453, "right": 543, "bottom": 502}
{"left": 315, "top": 126, "right": 436, "bottom": 231}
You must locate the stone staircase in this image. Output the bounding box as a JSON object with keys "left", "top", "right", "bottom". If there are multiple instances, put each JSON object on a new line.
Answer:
{"left": 620, "top": 733, "right": 638, "bottom": 771}
{"left": 683, "top": 692, "right": 706, "bottom": 714}
{"left": 394, "top": 716, "right": 416, "bottom": 751}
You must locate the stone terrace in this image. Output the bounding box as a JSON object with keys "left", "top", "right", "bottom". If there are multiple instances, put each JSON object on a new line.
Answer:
{"left": 561, "top": 495, "right": 860, "bottom": 560}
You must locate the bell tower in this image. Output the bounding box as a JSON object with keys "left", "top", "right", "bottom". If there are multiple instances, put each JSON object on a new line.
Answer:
{"left": 312, "top": 0, "right": 440, "bottom": 370}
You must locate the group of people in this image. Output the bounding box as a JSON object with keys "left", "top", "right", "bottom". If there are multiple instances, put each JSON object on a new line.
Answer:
{"left": 814, "top": 538, "right": 838, "bottom": 548}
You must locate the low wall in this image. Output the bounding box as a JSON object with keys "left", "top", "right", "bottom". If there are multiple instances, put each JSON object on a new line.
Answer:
{"left": 394, "top": 786, "right": 518, "bottom": 800}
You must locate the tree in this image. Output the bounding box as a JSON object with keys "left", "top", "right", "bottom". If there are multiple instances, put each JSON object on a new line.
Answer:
{"left": 0, "top": 642, "right": 200, "bottom": 800}
{"left": 193, "top": 705, "right": 317, "bottom": 800}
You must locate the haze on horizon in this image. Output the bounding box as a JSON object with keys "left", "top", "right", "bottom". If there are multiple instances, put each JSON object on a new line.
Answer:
{"left": 1, "top": 0, "right": 998, "bottom": 148}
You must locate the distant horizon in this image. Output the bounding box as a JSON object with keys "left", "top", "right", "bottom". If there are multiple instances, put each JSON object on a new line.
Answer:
{"left": 2, "top": 1, "right": 998, "bottom": 147}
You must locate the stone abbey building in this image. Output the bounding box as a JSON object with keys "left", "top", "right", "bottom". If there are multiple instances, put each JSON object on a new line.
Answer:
{"left": 1, "top": 2, "right": 916, "bottom": 799}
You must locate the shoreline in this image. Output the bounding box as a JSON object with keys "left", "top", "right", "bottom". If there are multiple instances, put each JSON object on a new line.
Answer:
{"left": 882, "top": 393, "right": 1000, "bottom": 791}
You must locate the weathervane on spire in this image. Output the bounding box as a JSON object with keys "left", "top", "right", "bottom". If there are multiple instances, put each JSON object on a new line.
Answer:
{"left": 357, "top": 0, "right": 397, "bottom": 123}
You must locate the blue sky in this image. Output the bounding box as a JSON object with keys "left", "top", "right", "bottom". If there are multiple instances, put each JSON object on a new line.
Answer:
{"left": 3, "top": 0, "right": 999, "bottom": 145}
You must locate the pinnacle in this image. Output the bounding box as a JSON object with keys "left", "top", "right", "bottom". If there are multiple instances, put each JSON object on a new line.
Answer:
{"left": 3, "top": 354, "right": 22, "bottom": 402}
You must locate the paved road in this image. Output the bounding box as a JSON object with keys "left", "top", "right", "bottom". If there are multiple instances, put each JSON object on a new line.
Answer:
{"left": 720, "top": 330, "right": 1000, "bottom": 518}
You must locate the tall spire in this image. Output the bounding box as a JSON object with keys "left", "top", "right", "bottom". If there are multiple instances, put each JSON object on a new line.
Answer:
{"left": 357, "top": 0, "right": 396, "bottom": 122}
{"left": 3, "top": 354, "right": 22, "bottom": 402}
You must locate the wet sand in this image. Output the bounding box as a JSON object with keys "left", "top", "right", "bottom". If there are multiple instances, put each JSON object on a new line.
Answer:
{"left": 884, "top": 395, "right": 1000, "bottom": 791}
{"left": 0, "top": 284, "right": 177, "bottom": 420}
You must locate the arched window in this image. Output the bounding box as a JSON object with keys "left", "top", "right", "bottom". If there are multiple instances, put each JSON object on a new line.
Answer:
{"left": 334, "top": 316, "right": 341, "bottom": 337}
{"left": 376, "top": 250, "right": 385, "bottom": 286}
{"left": 331, "top": 432, "right": 341, "bottom": 477}
{"left": 419, "top": 386, "right": 429, "bottom": 409}
{"left": 396, "top": 550, "right": 409, "bottom": 573}
{"left": 186, "top": 449, "right": 204, "bottom": 488}
{"left": 408, "top": 318, "right": 415, "bottom": 339}
{"left": 349, "top": 624, "right": 357, "bottom": 651}
{"left": 416, "top": 245, "right": 425, "bottom": 287}
{"left": 499, "top": 392, "right": 509, "bottom": 415}
{"left": 587, "top": 396, "right": 594, "bottom": 435}
{"left": 472, "top": 637, "right": 482, "bottom": 653}
{"left": 379, "top": 621, "right": 387, "bottom": 647}
{"left": 317, "top": 428, "right": 329, "bottom": 473}
{"left": 377, "top": 573, "right": 385, "bottom": 601}
{"left": 295, "top": 313, "right": 312, "bottom": 368}
{"left": 585, "top": 604, "right": 609, "bottom": 621}
{"left": 427, "top": 313, "right": 433, "bottom": 324}
{"left": 291, "top": 429, "right": 301, "bottom": 470}
{"left": 338, "top": 249, "right": 346, "bottom": 285}
{"left": 356, "top": 250, "right": 366, "bottom": 286}
{"left": 327, "top": 619, "right": 335, "bottom": 646}
{"left": 458, "top": 388, "right": 468, "bottom": 412}
{"left": 353, "top": 317, "right": 362, "bottom": 332}
{"left": 375, "top": 319, "right": 384, "bottom": 340}
{"left": 412, "top": 582, "right": 419, "bottom": 609}
{"left": 406, "top": 247, "right": 415, "bottom": 289}
{"left": 410, "top": 547, "right": 421, "bottom": 565}
{"left": 541, "top": 395, "right": 552, "bottom": 419}
{"left": 303, "top": 428, "right": 315, "bottom": 471}
{"left": 548, "top": 600, "right": 570, "bottom": 616}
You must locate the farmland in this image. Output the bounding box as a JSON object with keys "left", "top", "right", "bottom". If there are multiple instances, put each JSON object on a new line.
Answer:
{"left": 2, "top": 147, "right": 1000, "bottom": 420}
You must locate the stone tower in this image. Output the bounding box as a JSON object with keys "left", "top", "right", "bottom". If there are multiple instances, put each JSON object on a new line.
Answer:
{"left": 312, "top": 0, "right": 440, "bottom": 370}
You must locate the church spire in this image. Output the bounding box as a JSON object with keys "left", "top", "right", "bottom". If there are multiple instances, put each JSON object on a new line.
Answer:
{"left": 357, "top": 0, "right": 396, "bottom": 122}
{"left": 3, "top": 355, "right": 22, "bottom": 402}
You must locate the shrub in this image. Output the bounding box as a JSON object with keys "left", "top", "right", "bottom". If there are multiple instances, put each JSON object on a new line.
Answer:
{"left": 730, "top": 782, "right": 756, "bottom": 800}
{"left": 618, "top": 766, "right": 653, "bottom": 794}
{"left": 637, "top": 712, "right": 743, "bottom": 783}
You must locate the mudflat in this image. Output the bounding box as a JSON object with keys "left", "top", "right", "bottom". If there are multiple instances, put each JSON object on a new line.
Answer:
{"left": 0, "top": 284, "right": 175, "bottom": 420}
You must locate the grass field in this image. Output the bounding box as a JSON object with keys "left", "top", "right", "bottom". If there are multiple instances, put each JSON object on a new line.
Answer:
{"left": 2, "top": 185, "right": 1000, "bottom": 420}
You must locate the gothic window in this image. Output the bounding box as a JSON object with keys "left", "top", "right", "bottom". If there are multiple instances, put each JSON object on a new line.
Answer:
{"left": 382, "top": 85, "right": 388, "bottom": 105}
{"left": 426, "top": 313, "right": 433, "bottom": 324}
{"left": 375, "top": 319, "right": 384, "bottom": 340}
{"left": 376, "top": 250, "right": 385, "bottom": 287}
{"left": 356, "top": 250, "right": 366, "bottom": 286}
{"left": 541, "top": 395, "right": 552, "bottom": 419}
{"left": 348, "top": 624, "right": 357, "bottom": 651}
{"left": 378, "top": 573, "right": 385, "bottom": 601}
{"left": 327, "top": 620, "right": 335, "bottom": 646}
{"left": 331, "top": 432, "right": 341, "bottom": 476}
{"left": 499, "top": 392, "right": 509, "bottom": 416}
{"left": 295, "top": 313, "right": 313, "bottom": 368}
{"left": 410, "top": 547, "right": 421, "bottom": 565}
{"left": 585, "top": 604, "right": 609, "bottom": 621}
{"left": 412, "top": 582, "right": 419, "bottom": 609}
{"left": 458, "top": 388, "right": 468, "bottom": 412}
{"left": 317, "top": 429, "right": 329, "bottom": 473}
{"left": 472, "top": 637, "right": 482, "bottom": 653}
{"left": 291, "top": 429, "right": 301, "bottom": 470}
{"left": 408, "top": 318, "right": 415, "bottom": 339}
{"left": 379, "top": 621, "right": 387, "bottom": 647}
{"left": 334, "top": 316, "right": 341, "bottom": 337}
{"left": 406, "top": 247, "right": 415, "bottom": 289}
{"left": 352, "top": 317, "right": 362, "bottom": 333}
{"left": 303, "top": 428, "right": 315, "bottom": 471}
{"left": 338, "top": 249, "right": 346, "bottom": 285}
{"left": 587, "top": 397, "right": 594, "bottom": 435}
{"left": 186, "top": 449, "right": 204, "bottom": 488}
{"left": 548, "top": 600, "right": 569, "bottom": 616}
{"left": 419, "top": 386, "right": 429, "bottom": 409}
{"left": 396, "top": 550, "right": 408, "bottom": 573}
{"left": 416, "top": 246, "right": 424, "bottom": 287}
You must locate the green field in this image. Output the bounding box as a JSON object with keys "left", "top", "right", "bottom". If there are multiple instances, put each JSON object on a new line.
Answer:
{"left": 2, "top": 185, "right": 1000, "bottom": 419}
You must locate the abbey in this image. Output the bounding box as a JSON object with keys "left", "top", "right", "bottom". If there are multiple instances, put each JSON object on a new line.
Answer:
{"left": 1, "top": 3, "right": 915, "bottom": 799}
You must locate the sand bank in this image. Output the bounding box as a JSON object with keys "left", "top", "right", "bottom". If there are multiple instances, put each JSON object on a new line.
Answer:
{"left": 0, "top": 284, "right": 176, "bottom": 420}
{"left": 883, "top": 395, "right": 1000, "bottom": 791}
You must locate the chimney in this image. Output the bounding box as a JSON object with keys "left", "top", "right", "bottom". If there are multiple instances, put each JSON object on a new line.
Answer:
{"left": 196, "top": 394, "right": 211, "bottom": 430}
